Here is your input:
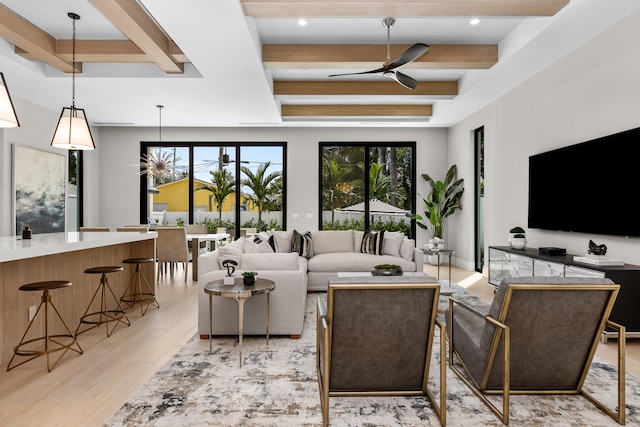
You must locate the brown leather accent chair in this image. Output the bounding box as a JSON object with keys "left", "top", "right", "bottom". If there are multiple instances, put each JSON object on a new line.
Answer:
{"left": 447, "top": 276, "right": 625, "bottom": 425}
{"left": 317, "top": 275, "right": 446, "bottom": 426}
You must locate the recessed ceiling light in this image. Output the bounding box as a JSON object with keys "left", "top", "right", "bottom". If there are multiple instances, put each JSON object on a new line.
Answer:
{"left": 298, "top": 19, "right": 308, "bottom": 26}
{"left": 470, "top": 18, "right": 480, "bottom": 25}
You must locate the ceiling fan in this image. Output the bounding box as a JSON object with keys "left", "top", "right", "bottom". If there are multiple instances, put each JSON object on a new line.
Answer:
{"left": 329, "top": 18, "right": 429, "bottom": 90}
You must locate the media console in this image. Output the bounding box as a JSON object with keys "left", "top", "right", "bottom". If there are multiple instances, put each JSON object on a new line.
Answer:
{"left": 489, "top": 246, "right": 640, "bottom": 341}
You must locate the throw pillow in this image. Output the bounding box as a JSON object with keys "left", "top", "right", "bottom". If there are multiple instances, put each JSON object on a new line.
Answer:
{"left": 291, "top": 230, "right": 313, "bottom": 258}
{"left": 400, "top": 238, "right": 415, "bottom": 261}
{"left": 270, "top": 230, "right": 292, "bottom": 253}
{"left": 361, "top": 230, "right": 385, "bottom": 255}
{"left": 383, "top": 231, "right": 405, "bottom": 257}
{"left": 242, "top": 238, "right": 274, "bottom": 254}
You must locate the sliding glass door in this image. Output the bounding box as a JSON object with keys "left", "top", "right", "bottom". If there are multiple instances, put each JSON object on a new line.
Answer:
{"left": 140, "top": 142, "right": 285, "bottom": 235}
{"left": 319, "top": 142, "right": 415, "bottom": 236}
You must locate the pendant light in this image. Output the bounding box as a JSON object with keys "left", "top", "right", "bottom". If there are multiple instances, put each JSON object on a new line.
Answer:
{"left": 51, "top": 12, "right": 95, "bottom": 150}
{"left": 0, "top": 72, "right": 20, "bottom": 127}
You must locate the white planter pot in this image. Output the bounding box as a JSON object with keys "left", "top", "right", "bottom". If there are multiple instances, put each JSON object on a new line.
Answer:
{"left": 510, "top": 237, "right": 527, "bottom": 250}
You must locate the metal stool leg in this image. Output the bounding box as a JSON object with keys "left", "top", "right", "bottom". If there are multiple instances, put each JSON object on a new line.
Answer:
{"left": 76, "top": 272, "right": 130, "bottom": 337}
{"left": 121, "top": 262, "right": 159, "bottom": 315}
{"left": 7, "top": 290, "right": 83, "bottom": 372}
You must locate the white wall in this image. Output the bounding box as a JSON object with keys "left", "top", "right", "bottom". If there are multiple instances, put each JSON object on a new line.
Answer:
{"left": 449, "top": 8, "right": 640, "bottom": 268}
{"left": 95, "top": 126, "right": 448, "bottom": 250}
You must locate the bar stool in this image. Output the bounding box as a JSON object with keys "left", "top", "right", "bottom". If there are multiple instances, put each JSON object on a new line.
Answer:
{"left": 7, "top": 280, "right": 83, "bottom": 372}
{"left": 76, "top": 266, "right": 130, "bottom": 337}
{"left": 120, "top": 257, "right": 159, "bottom": 315}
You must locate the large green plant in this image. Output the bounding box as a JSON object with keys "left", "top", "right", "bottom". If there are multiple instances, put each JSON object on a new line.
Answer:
{"left": 408, "top": 164, "right": 464, "bottom": 239}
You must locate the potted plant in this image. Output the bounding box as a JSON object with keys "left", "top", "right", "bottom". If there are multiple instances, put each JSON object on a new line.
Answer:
{"left": 242, "top": 271, "right": 258, "bottom": 286}
{"left": 509, "top": 227, "right": 526, "bottom": 249}
{"left": 371, "top": 264, "right": 403, "bottom": 276}
{"left": 407, "top": 165, "right": 464, "bottom": 263}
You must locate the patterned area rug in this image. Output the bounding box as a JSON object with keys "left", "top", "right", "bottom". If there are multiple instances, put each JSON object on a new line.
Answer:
{"left": 105, "top": 294, "right": 640, "bottom": 426}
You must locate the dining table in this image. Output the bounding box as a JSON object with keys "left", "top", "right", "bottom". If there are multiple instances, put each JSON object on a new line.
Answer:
{"left": 187, "top": 233, "right": 230, "bottom": 280}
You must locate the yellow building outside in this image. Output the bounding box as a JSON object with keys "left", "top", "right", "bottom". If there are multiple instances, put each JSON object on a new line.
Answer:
{"left": 153, "top": 178, "right": 256, "bottom": 212}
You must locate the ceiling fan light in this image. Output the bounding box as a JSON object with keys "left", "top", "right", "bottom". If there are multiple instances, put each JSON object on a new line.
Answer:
{"left": 0, "top": 72, "right": 20, "bottom": 127}
{"left": 51, "top": 107, "right": 95, "bottom": 150}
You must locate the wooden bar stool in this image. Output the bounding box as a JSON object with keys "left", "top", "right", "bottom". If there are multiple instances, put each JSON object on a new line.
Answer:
{"left": 76, "top": 266, "right": 130, "bottom": 337}
{"left": 7, "top": 280, "right": 83, "bottom": 372}
{"left": 120, "top": 257, "right": 159, "bottom": 316}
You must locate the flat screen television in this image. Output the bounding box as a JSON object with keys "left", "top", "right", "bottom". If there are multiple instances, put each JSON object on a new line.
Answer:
{"left": 528, "top": 126, "right": 640, "bottom": 237}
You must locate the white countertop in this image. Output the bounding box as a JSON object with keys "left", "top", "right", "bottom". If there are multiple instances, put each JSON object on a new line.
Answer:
{"left": 0, "top": 231, "right": 157, "bottom": 263}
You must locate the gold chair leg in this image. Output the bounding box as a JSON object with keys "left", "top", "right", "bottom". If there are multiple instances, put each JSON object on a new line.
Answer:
{"left": 582, "top": 320, "right": 626, "bottom": 425}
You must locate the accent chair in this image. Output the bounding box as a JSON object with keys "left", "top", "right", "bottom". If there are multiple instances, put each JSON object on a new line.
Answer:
{"left": 317, "top": 275, "right": 446, "bottom": 426}
{"left": 447, "top": 276, "right": 625, "bottom": 425}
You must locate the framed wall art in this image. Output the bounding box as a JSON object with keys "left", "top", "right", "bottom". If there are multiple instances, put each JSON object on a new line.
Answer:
{"left": 13, "top": 145, "right": 66, "bottom": 235}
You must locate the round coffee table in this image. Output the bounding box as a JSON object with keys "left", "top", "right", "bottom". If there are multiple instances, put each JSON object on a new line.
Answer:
{"left": 204, "top": 277, "right": 275, "bottom": 367}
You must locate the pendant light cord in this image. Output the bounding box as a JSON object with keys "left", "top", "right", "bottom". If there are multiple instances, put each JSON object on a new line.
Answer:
{"left": 68, "top": 12, "right": 80, "bottom": 110}
{"left": 157, "top": 105, "right": 163, "bottom": 142}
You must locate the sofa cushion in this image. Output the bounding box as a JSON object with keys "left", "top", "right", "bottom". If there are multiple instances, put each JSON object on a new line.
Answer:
{"left": 383, "top": 231, "right": 405, "bottom": 257}
{"left": 354, "top": 231, "right": 364, "bottom": 253}
{"left": 240, "top": 252, "right": 300, "bottom": 271}
{"left": 311, "top": 230, "right": 354, "bottom": 254}
{"left": 361, "top": 230, "right": 385, "bottom": 255}
{"left": 400, "top": 238, "right": 415, "bottom": 261}
{"left": 292, "top": 230, "right": 314, "bottom": 258}
{"left": 307, "top": 252, "right": 417, "bottom": 273}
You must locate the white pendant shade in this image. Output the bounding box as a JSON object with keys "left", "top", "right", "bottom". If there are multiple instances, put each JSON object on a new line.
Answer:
{"left": 0, "top": 72, "right": 19, "bottom": 128}
{"left": 51, "top": 107, "right": 95, "bottom": 150}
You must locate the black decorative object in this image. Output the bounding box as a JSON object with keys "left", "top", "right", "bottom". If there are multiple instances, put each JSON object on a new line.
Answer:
{"left": 371, "top": 264, "right": 403, "bottom": 276}
{"left": 588, "top": 240, "right": 608, "bottom": 256}
{"left": 21, "top": 224, "right": 31, "bottom": 239}
{"left": 222, "top": 259, "right": 237, "bottom": 277}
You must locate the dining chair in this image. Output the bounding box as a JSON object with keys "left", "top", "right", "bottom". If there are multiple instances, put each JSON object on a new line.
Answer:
{"left": 155, "top": 227, "right": 189, "bottom": 282}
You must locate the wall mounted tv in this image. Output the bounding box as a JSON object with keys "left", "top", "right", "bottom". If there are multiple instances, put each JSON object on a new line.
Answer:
{"left": 528, "top": 126, "right": 640, "bottom": 237}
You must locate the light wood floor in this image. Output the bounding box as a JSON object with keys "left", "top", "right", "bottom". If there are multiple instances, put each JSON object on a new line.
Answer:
{"left": 0, "top": 264, "right": 636, "bottom": 427}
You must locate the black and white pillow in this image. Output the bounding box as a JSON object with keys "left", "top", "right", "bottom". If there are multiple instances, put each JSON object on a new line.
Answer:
{"left": 291, "top": 230, "right": 313, "bottom": 258}
{"left": 361, "top": 230, "right": 385, "bottom": 255}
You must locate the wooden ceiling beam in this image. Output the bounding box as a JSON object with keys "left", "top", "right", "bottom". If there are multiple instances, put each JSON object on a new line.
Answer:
{"left": 93, "top": 0, "right": 184, "bottom": 73}
{"left": 274, "top": 80, "right": 458, "bottom": 96}
{"left": 0, "top": 4, "right": 74, "bottom": 73}
{"left": 263, "top": 44, "right": 497, "bottom": 69}
{"left": 242, "top": 0, "right": 569, "bottom": 18}
{"left": 16, "top": 40, "right": 187, "bottom": 64}
{"left": 281, "top": 104, "right": 432, "bottom": 117}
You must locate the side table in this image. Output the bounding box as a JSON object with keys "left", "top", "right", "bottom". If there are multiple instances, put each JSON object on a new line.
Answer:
{"left": 423, "top": 248, "right": 455, "bottom": 285}
{"left": 204, "top": 278, "right": 275, "bottom": 367}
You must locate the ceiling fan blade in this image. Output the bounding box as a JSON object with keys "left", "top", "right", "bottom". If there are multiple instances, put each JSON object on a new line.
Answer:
{"left": 394, "top": 71, "right": 419, "bottom": 90}
{"left": 384, "top": 71, "right": 419, "bottom": 90}
{"left": 384, "top": 43, "right": 430, "bottom": 71}
{"left": 329, "top": 66, "right": 388, "bottom": 78}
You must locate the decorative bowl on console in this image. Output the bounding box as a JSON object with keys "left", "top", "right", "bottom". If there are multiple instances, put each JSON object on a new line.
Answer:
{"left": 371, "top": 264, "right": 403, "bottom": 276}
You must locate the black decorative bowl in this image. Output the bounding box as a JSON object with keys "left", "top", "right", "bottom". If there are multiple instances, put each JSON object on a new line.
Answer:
{"left": 371, "top": 266, "right": 403, "bottom": 276}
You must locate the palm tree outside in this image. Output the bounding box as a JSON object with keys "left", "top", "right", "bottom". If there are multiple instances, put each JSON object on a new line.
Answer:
{"left": 194, "top": 169, "right": 236, "bottom": 220}
{"left": 241, "top": 161, "right": 282, "bottom": 230}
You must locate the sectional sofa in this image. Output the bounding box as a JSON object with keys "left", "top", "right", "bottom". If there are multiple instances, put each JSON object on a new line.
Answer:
{"left": 197, "top": 229, "right": 423, "bottom": 338}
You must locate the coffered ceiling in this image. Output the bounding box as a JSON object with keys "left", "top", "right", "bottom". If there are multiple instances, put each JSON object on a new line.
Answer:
{"left": 0, "top": 0, "right": 638, "bottom": 127}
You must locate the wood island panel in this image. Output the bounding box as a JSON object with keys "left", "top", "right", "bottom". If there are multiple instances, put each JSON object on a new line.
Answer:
{"left": 0, "top": 238, "right": 155, "bottom": 366}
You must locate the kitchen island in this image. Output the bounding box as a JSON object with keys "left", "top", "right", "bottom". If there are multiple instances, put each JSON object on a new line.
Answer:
{"left": 0, "top": 231, "right": 156, "bottom": 366}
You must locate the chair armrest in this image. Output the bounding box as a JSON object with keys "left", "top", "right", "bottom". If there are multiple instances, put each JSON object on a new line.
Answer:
{"left": 450, "top": 294, "right": 491, "bottom": 319}
{"left": 317, "top": 296, "right": 328, "bottom": 329}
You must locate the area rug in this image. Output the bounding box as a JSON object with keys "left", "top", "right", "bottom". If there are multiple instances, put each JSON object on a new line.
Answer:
{"left": 105, "top": 294, "right": 640, "bottom": 426}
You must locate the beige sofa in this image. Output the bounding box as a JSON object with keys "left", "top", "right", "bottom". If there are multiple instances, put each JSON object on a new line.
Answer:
{"left": 196, "top": 229, "right": 422, "bottom": 338}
